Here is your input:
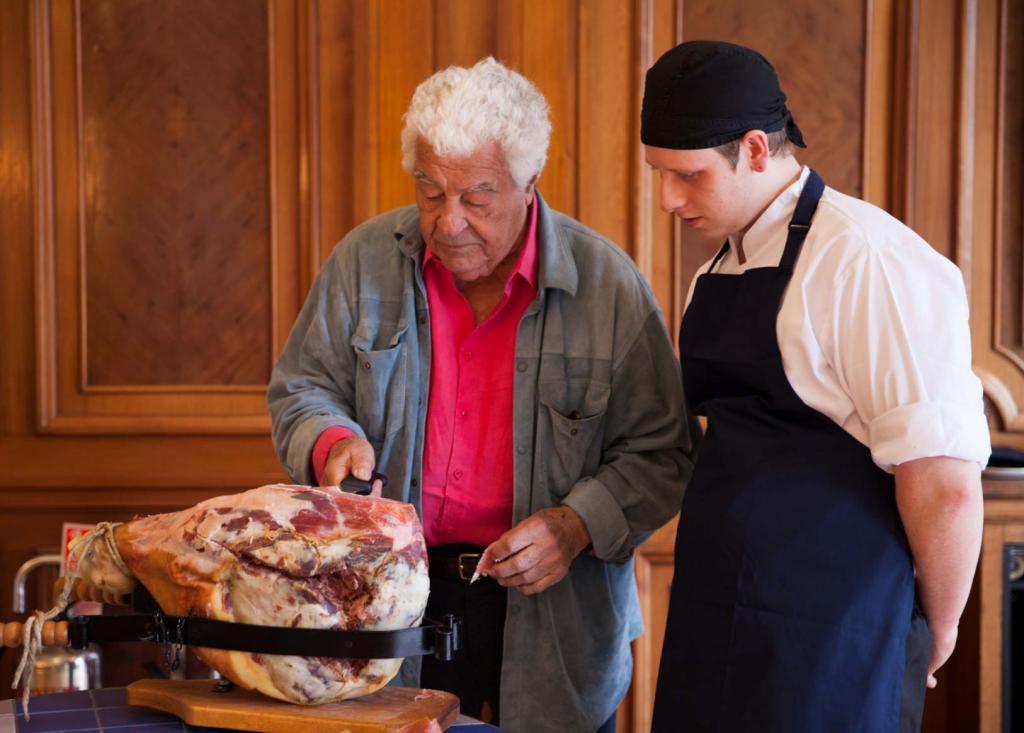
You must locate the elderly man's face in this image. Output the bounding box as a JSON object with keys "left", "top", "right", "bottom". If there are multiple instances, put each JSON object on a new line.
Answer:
{"left": 414, "top": 139, "right": 534, "bottom": 283}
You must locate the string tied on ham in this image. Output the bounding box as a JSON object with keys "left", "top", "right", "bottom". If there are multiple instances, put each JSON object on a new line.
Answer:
{"left": 12, "top": 521, "right": 124, "bottom": 718}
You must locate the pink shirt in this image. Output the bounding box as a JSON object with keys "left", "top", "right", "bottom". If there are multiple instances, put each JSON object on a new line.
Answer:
{"left": 312, "top": 198, "right": 539, "bottom": 547}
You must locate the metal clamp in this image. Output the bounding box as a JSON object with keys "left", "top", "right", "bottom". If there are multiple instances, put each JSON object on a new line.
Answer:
{"left": 432, "top": 614, "right": 462, "bottom": 661}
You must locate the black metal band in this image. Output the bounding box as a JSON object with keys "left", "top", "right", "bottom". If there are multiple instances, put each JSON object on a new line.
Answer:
{"left": 68, "top": 612, "right": 462, "bottom": 662}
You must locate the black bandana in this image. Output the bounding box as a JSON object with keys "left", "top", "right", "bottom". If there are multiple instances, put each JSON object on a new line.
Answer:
{"left": 641, "top": 40, "right": 806, "bottom": 150}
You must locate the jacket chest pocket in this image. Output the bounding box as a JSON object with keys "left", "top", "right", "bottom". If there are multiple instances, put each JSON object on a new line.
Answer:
{"left": 539, "top": 379, "right": 610, "bottom": 495}
{"left": 353, "top": 340, "right": 407, "bottom": 444}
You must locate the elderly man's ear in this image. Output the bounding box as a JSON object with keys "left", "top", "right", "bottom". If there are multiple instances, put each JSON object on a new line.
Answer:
{"left": 524, "top": 174, "right": 539, "bottom": 198}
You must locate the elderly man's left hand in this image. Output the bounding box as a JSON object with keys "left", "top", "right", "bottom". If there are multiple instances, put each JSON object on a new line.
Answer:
{"left": 477, "top": 506, "right": 591, "bottom": 595}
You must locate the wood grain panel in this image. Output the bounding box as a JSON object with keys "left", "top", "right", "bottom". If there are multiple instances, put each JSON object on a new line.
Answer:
{"left": 978, "top": 521, "right": 1003, "bottom": 732}
{"left": 1, "top": 0, "right": 32, "bottom": 435}
{"left": 639, "top": 0, "right": 685, "bottom": 333}
{"left": 30, "top": 0, "right": 302, "bottom": 434}
{"left": 435, "top": 0, "right": 498, "bottom": 69}
{"left": 629, "top": 519, "right": 677, "bottom": 732}
{"left": 910, "top": 0, "right": 959, "bottom": 261}
{"left": 377, "top": 0, "right": 434, "bottom": 213}
{"left": 499, "top": 0, "right": 577, "bottom": 217}
{"left": 976, "top": 509, "right": 1024, "bottom": 733}
{"left": 994, "top": 0, "right": 1023, "bottom": 364}
{"left": 79, "top": 0, "right": 271, "bottom": 387}
{"left": 577, "top": 0, "right": 634, "bottom": 256}
{"left": 973, "top": 0, "right": 1024, "bottom": 446}
{"left": 316, "top": 0, "right": 379, "bottom": 267}
{"left": 863, "top": 0, "right": 896, "bottom": 211}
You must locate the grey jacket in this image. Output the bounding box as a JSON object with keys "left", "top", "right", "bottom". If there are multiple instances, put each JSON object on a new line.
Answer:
{"left": 268, "top": 193, "right": 697, "bottom": 732}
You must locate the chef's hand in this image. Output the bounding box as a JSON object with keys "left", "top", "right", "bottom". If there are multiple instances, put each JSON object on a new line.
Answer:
{"left": 476, "top": 506, "right": 591, "bottom": 595}
{"left": 323, "top": 436, "right": 383, "bottom": 497}
{"left": 926, "top": 623, "right": 958, "bottom": 688}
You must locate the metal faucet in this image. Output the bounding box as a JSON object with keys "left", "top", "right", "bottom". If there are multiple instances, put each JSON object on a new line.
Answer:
{"left": 13, "top": 554, "right": 62, "bottom": 614}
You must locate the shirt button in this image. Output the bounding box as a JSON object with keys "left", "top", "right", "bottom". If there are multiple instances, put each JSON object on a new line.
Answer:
{"left": 516, "top": 445, "right": 527, "bottom": 455}
{"left": 362, "top": 361, "right": 371, "bottom": 370}
{"left": 460, "top": 410, "right": 467, "bottom": 418}
{"left": 453, "top": 470, "right": 463, "bottom": 480}
{"left": 411, "top": 478, "right": 418, "bottom": 487}
{"left": 464, "top": 351, "right": 473, "bottom": 360}
{"left": 516, "top": 362, "right": 527, "bottom": 372}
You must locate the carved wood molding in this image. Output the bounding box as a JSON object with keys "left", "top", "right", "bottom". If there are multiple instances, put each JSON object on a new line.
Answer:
{"left": 977, "top": 366, "right": 1024, "bottom": 433}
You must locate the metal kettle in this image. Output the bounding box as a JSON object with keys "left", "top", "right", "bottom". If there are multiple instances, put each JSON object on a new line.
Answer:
{"left": 12, "top": 554, "right": 102, "bottom": 693}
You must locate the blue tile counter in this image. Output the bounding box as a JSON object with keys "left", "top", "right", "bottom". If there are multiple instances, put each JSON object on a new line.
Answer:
{"left": 0, "top": 689, "right": 502, "bottom": 733}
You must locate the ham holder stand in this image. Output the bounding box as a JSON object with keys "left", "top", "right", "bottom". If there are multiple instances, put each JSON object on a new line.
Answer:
{"left": 5, "top": 475, "right": 467, "bottom": 732}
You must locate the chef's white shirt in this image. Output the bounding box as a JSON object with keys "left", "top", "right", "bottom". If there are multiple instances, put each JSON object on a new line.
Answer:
{"left": 684, "top": 166, "right": 992, "bottom": 472}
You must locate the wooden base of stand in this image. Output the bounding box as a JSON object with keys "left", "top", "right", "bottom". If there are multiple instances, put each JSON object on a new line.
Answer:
{"left": 126, "top": 678, "right": 460, "bottom": 732}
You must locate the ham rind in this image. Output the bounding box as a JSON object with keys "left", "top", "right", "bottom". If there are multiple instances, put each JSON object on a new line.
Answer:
{"left": 74, "top": 484, "right": 429, "bottom": 704}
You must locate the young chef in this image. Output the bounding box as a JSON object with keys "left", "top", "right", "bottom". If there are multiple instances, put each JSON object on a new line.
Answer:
{"left": 642, "top": 40, "right": 990, "bottom": 732}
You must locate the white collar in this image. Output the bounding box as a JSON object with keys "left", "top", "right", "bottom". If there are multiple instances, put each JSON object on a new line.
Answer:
{"left": 727, "top": 165, "right": 811, "bottom": 262}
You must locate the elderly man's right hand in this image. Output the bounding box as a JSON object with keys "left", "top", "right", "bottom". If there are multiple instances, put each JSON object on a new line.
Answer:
{"left": 323, "top": 436, "right": 382, "bottom": 496}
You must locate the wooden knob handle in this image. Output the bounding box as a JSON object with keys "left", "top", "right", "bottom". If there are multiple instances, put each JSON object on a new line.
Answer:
{"left": 0, "top": 620, "right": 70, "bottom": 648}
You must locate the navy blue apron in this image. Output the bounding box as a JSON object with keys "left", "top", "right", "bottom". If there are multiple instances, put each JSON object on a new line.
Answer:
{"left": 652, "top": 171, "right": 930, "bottom": 732}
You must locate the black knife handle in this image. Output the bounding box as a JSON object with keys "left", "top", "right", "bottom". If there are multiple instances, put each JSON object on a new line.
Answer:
{"left": 339, "top": 471, "right": 388, "bottom": 496}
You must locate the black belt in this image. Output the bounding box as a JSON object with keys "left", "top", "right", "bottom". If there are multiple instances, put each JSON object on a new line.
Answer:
{"left": 428, "top": 546, "right": 484, "bottom": 582}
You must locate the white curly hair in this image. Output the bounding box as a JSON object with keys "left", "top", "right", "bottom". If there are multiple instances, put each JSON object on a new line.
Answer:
{"left": 401, "top": 57, "right": 551, "bottom": 190}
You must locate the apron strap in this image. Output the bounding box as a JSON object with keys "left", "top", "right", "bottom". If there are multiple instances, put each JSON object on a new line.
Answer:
{"left": 707, "top": 241, "right": 731, "bottom": 273}
{"left": 705, "top": 169, "right": 825, "bottom": 276}
{"left": 777, "top": 169, "right": 826, "bottom": 274}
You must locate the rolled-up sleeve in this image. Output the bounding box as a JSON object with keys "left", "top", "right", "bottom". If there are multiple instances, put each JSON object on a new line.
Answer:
{"left": 821, "top": 236, "right": 990, "bottom": 471}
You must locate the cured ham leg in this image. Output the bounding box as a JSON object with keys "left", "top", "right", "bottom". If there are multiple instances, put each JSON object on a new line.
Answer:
{"left": 67, "top": 484, "right": 430, "bottom": 704}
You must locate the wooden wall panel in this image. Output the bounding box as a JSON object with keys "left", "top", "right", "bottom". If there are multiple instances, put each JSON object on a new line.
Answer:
{"left": 973, "top": 0, "right": 1024, "bottom": 451}
{"left": 639, "top": 0, "right": 686, "bottom": 334}
{"left": 911, "top": 0, "right": 960, "bottom": 262}
{"left": 628, "top": 520, "right": 676, "bottom": 733}
{"left": 435, "top": 0, "right": 497, "bottom": 68}
{"left": 577, "top": 0, "right": 635, "bottom": 256}
{"left": 0, "top": 0, "right": 1017, "bottom": 728}
{"left": 992, "top": 0, "right": 1023, "bottom": 387}
{"left": 377, "top": 1, "right": 434, "bottom": 214}
{"left": 0, "top": 0, "right": 33, "bottom": 436}
{"left": 315, "top": 0, "right": 378, "bottom": 269}
{"left": 29, "top": 0, "right": 304, "bottom": 435}
{"left": 80, "top": 0, "right": 271, "bottom": 387}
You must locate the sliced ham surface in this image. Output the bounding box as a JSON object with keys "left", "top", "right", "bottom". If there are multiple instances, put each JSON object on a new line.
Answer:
{"left": 72, "top": 484, "right": 430, "bottom": 704}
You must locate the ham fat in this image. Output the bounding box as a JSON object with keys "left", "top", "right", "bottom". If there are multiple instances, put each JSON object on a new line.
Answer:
{"left": 71, "top": 484, "right": 430, "bottom": 704}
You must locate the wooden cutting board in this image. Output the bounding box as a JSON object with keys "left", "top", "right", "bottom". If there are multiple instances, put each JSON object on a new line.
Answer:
{"left": 126, "top": 679, "right": 460, "bottom": 732}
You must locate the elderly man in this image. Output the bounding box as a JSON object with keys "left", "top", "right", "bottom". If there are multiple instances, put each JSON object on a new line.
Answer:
{"left": 268, "top": 57, "right": 694, "bottom": 733}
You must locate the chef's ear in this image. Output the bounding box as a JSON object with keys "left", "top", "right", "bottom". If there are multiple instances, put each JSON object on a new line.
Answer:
{"left": 742, "top": 130, "right": 771, "bottom": 173}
